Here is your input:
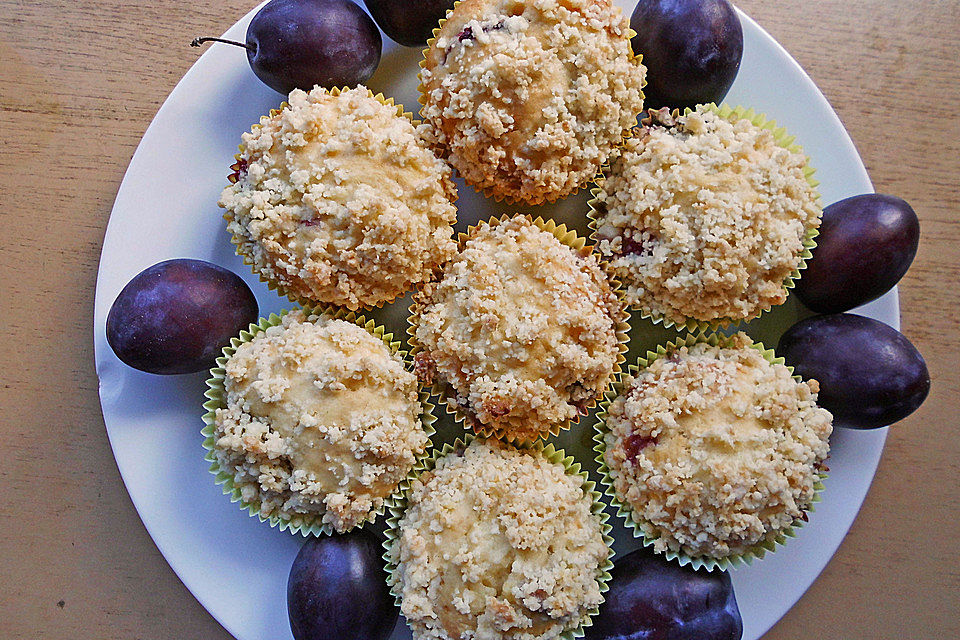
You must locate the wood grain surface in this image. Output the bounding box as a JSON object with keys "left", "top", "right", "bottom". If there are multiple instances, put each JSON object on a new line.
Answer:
{"left": 1, "top": 1, "right": 957, "bottom": 638}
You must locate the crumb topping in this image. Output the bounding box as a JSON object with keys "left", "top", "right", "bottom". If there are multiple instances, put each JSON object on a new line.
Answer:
{"left": 213, "top": 310, "right": 427, "bottom": 533}
{"left": 420, "top": 0, "right": 646, "bottom": 204}
{"left": 412, "top": 216, "right": 622, "bottom": 441}
{"left": 389, "top": 440, "right": 608, "bottom": 640}
{"left": 219, "top": 86, "right": 458, "bottom": 310}
{"left": 594, "top": 107, "right": 821, "bottom": 323}
{"left": 603, "top": 334, "right": 833, "bottom": 558}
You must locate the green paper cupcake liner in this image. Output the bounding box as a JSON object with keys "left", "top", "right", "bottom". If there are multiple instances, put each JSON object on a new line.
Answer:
{"left": 593, "top": 331, "right": 828, "bottom": 571}
{"left": 201, "top": 304, "right": 437, "bottom": 537}
{"left": 417, "top": 2, "right": 646, "bottom": 205}
{"left": 587, "top": 103, "right": 822, "bottom": 333}
{"left": 407, "top": 214, "right": 632, "bottom": 445}
{"left": 222, "top": 87, "right": 455, "bottom": 312}
{"left": 382, "top": 435, "right": 615, "bottom": 639}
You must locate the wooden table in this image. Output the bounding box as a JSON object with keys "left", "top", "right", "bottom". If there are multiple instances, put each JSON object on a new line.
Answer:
{"left": 2, "top": 1, "right": 957, "bottom": 638}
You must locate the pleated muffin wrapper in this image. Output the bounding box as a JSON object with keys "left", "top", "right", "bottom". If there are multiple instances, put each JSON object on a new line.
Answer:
{"left": 592, "top": 331, "right": 828, "bottom": 571}
{"left": 417, "top": 1, "right": 646, "bottom": 205}
{"left": 201, "top": 304, "right": 437, "bottom": 537}
{"left": 222, "top": 86, "right": 458, "bottom": 312}
{"left": 407, "top": 214, "right": 632, "bottom": 445}
{"left": 587, "top": 103, "right": 822, "bottom": 333}
{"left": 382, "top": 435, "right": 615, "bottom": 640}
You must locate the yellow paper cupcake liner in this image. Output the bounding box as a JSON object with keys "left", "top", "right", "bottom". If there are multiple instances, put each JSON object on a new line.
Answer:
{"left": 382, "top": 435, "right": 615, "bottom": 640}
{"left": 417, "top": 1, "right": 646, "bottom": 205}
{"left": 201, "top": 304, "right": 437, "bottom": 537}
{"left": 592, "top": 331, "right": 828, "bottom": 572}
{"left": 222, "top": 86, "right": 458, "bottom": 312}
{"left": 407, "top": 213, "right": 631, "bottom": 445}
{"left": 587, "top": 103, "right": 822, "bottom": 333}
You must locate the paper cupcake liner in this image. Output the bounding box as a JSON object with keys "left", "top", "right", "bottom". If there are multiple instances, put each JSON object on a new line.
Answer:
{"left": 201, "top": 304, "right": 437, "bottom": 536}
{"left": 417, "top": 2, "right": 646, "bottom": 205}
{"left": 593, "top": 331, "right": 828, "bottom": 571}
{"left": 407, "top": 214, "right": 631, "bottom": 444}
{"left": 223, "top": 86, "right": 457, "bottom": 312}
{"left": 587, "top": 103, "right": 822, "bottom": 332}
{"left": 382, "top": 435, "right": 615, "bottom": 639}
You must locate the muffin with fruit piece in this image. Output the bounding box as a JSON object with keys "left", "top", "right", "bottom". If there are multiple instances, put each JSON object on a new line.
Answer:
{"left": 419, "top": 0, "right": 646, "bottom": 204}
{"left": 211, "top": 309, "right": 429, "bottom": 533}
{"left": 411, "top": 215, "right": 625, "bottom": 442}
{"left": 592, "top": 106, "right": 821, "bottom": 327}
{"left": 601, "top": 333, "right": 832, "bottom": 562}
{"left": 219, "top": 85, "right": 458, "bottom": 310}
{"left": 387, "top": 439, "right": 611, "bottom": 640}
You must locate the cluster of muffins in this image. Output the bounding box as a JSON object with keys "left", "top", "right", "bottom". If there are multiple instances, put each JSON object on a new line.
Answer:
{"left": 204, "top": 0, "right": 836, "bottom": 637}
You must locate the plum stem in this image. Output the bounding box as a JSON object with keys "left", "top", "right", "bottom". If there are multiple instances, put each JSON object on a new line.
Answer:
{"left": 191, "top": 36, "right": 254, "bottom": 52}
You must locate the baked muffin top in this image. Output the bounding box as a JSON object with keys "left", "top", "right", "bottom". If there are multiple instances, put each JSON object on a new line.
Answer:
{"left": 593, "top": 107, "right": 821, "bottom": 324}
{"left": 603, "top": 334, "right": 833, "bottom": 558}
{"left": 389, "top": 439, "right": 609, "bottom": 640}
{"left": 219, "top": 85, "right": 458, "bottom": 310}
{"left": 412, "top": 216, "right": 623, "bottom": 442}
{"left": 419, "top": 0, "right": 646, "bottom": 204}
{"left": 213, "top": 310, "right": 428, "bottom": 533}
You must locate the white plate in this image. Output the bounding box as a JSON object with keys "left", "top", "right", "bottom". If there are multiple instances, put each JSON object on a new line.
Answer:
{"left": 94, "top": 3, "right": 893, "bottom": 639}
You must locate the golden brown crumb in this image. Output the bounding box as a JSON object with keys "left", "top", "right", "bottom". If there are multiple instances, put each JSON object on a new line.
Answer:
{"left": 594, "top": 107, "right": 821, "bottom": 324}
{"left": 411, "top": 216, "right": 622, "bottom": 441}
{"left": 603, "top": 333, "right": 832, "bottom": 558}
{"left": 219, "top": 86, "right": 458, "bottom": 310}
{"left": 213, "top": 310, "right": 428, "bottom": 533}
{"left": 389, "top": 439, "right": 609, "bottom": 640}
{"left": 420, "top": 0, "right": 646, "bottom": 204}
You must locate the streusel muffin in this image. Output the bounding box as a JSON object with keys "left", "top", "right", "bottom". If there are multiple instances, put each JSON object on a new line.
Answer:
{"left": 601, "top": 333, "right": 832, "bottom": 561}
{"left": 411, "top": 216, "right": 625, "bottom": 442}
{"left": 592, "top": 106, "right": 821, "bottom": 326}
{"left": 211, "top": 309, "right": 428, "bottom": 533}
{"left": 388, "top": 439, "right": 610, "bottom": 640}
{"left": 219, "top": 86, "right": 458, "bottom": 310}
{"left": 419, "top": 0, "right": 646, "bottom": 204}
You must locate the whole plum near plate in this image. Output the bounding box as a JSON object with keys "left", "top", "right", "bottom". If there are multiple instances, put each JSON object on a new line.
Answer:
{"left": 287, "top": 529, "right": 397, "bottom": 640}
{"left": 796, "top": 194, "right": 920, "bottom": 314}
{"left": 778, "top": 314, "right": 930, "bottom": 429}
{"left": 630, "top": 0, "right": 743, "bottom": 111}
{"left": 584, "top": 548, "right": 742, "bottom": 640}
{"left": 193, "top": 0, "right": 382, "bottom": 95}
{"left": 364, "top": 0, "right": 456, "bottom": 47}
{"left": 105, "top": 259, "right": 258, "bottom": 375}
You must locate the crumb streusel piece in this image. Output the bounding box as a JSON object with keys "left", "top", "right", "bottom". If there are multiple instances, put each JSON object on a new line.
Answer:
{"left": 419, "top": 0, "right": 646, "bottom": 204}
{"left": 412, "top": 216, "right": 622, "bottom": 442}
{"left": 389, "top": 439, "right": 609, "bottom": 640}
{"left": 593, "top": 107, "right": 821, "bottom": 324}
{"left": 213, "top": 310, "right": 428, "bottom": 533}
{"left": 219, "top": 85, "right": 458, "bottom": 310}
{"left": 603, "top": 333, "right": 833, "bottom": 558}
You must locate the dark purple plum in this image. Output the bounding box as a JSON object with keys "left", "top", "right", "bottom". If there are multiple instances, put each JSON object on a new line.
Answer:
{"left": 364, "top": 0, "right": 455, "bottom": 47}
{"left": 778, "top": 314, "right": 930, "bottom": 430}
{"left": 796, "top": 194, "right": 920, "bottom": 314}
{"left": 287, "top": 529, "right": 397, "bottom": 640}
{"left": 106, "top": 259, "right": 258, "bottom": 375}
{"left": 630, "top": 0, "right": 743, "bottom": 111}
{"left": 193, "top": 0, "right": 382, "bottom": 95}
{"left": 584, "top": 548, "right": 742, "bottom": 640}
